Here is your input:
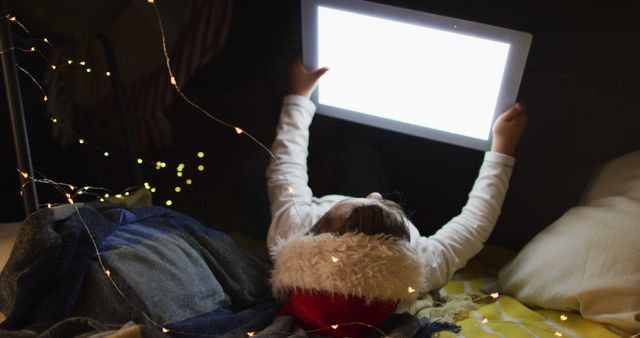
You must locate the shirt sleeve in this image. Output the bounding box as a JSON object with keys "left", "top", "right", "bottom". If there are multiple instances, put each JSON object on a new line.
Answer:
{"left": 265, "top": 95, "right": 347, "bottom": 249}
{"left": 412, "top": 151, "right": 515, "bottom": 291}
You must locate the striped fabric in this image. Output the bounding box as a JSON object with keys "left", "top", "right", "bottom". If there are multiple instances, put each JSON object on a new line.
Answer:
{"left": 44, "top": 0, "right": 233, "bottom": 151}
{"left": 436, "top": 278, "right": 622, "bottom": 338}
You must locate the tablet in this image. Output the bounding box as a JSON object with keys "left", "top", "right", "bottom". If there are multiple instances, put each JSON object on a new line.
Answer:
{"left": 301, "top": 0, "right": 532, "bottom": 150}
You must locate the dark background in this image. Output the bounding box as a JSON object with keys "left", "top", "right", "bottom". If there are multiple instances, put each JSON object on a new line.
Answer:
{"left": 1, "top": 0, "right": 639, "bottom": 250}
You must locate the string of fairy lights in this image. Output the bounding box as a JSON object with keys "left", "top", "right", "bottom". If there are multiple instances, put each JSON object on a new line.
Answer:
{"left": 4, "top": 2, "right": 635, "bottom": 338}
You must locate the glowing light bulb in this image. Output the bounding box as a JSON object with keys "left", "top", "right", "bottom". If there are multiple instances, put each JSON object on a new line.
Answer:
{"left": 51, "top": 118, "right": 57, "bottom": 123}
{"left": 331, "top": 325, "right": 339, "bottom": 330}
{"left": 554, "top": 332, "right": 563, "bottom": 337}
{"left": 104, "top": 194, "right": 110, "bottom": 198}
{"left": 287, "top": 186, "right": 293, "bottom": 193}
{"left": 174, "top": 187, "right": 181, "bottom": 193}
{"left": 105, "top": 270, "right": 111, "bottom": 277}
{"left": 186, "top": 179, "right": 192, "bottom": 185}
{"left": 408, "top": 286, "right": 416, "bottom": 294}
{"left": 104, "top": 151, "right": 109, "bottom": 157}
{"left": 9, "top": 16, "right": 16, "bottom": 21}
{"left": 20, "top": 171, "right": 28, "bottom": 179}
{"left": 151, "top": 187, "right": 157, "bottom": 193}
{"left": 67, "top": 60, "right": 73, "bottom": 64}
{"left": 30, "top": 46, "right": 35, "bottom": 52}
{"left": 51, "top": 65, "right": 56, "bottom": 70}
{"left": 44, "top": 95, "right": 48, "bottom": 102}
{"left": 490, "top": 292, "right": 500, "bottom": 299}
{"left": 234, "top": 127, "right": 243, "bottom": 134}
{"left": 147, "top": 0, "right": 155, "bottom": 3}
{"left": 177, "top": 163, "right": 185, "bottom": 171}
{"left": 86, "top": 68, "right": 92, "bottom": 73}
{"left": 47, "top": 203, "right": 52, "bottom": 208}
{"left": 165, "top": 200, "right": 172, "bottom": 206}
{"left": 197, "top": 152, "right": 204, "bottom": 158}
{"left": 137, "top": 158, "right": 143, "bottom": 164}
{"left": 160, "top": 162, "right": 167, "bottom": 168}
{"left": 43, "top": 38, "right": 49, "bottom": 43}
{"left": 331, "top": 256, "right": 339, "bottom": 263}
{"left": 170, "top": 76, "right": 176, "bottom": 85}
{"left": 79, "top": 138, "right": 85, "bottom": 144}
{"left": 246, "top": 333, "right": 255, "bottom": 337}
{"left": 79, "top": 61, "right": 86, "bottom": 65}
{"left": 125, "top": 192, "right": 130, "bottom": 196}
{"left": 106, "top": 71, "right": 111, "bottom": 76}
{"left": 197, "top": 165, "right": 204, "bottom": 171}
{"left": 100, "top": 198, "right": 105, "bottom": 202}
{"left": 560, "top": 314, "right": 568, "bottom": 321}
{"left": 144, "top": 182, "right": 151, "bottom": 189}
{"left": 482, "top": 318, "right": 489, "bottom": 324}
{"left": 161, "top": 328, "right": 169, "bottom": 333}
{"left": 177, "top": 172, "right": 183, "bottom": 177}
{"left": 77, "top": 191, "right": 83, "bottom": 195}
{"left": 116, "top": 194, "right": 123, "bottom": 199}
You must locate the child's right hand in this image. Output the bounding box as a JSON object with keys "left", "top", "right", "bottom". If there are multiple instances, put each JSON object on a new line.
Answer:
{"left": 289, "top": 57, "right": 329, "bottom": 99}
{"left": 491, "top": 103, "right": 528, "bottom": 155}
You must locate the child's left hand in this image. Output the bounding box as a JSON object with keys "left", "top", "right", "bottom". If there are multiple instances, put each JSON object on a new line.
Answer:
{"left": 289, "top": 57, "right": 329, "bottom": 98}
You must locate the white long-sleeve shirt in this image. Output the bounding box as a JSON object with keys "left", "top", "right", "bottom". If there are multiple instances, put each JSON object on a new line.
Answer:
{"left": 266, "top": 95, "right": 515, "bottom": 291}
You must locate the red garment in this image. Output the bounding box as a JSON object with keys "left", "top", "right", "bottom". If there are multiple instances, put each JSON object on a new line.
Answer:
{"left": 280, "top": 290, "right": 398, "bottom": 338}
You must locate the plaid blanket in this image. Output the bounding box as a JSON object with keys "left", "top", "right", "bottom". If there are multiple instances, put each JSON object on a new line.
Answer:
{"left": 0, "top": 204, "right": 276, "bottom": 337}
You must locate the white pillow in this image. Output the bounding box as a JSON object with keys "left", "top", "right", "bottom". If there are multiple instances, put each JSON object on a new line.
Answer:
{"left": 499, "top": 151, "right": 640, "bottom": 333}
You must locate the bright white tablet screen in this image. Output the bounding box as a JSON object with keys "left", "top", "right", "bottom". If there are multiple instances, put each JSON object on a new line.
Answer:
{"left": 318, "top": 6, "right": 509, "bottom": 141}
{"left": 302, "top": 0, "right": 531, "bottom": 150}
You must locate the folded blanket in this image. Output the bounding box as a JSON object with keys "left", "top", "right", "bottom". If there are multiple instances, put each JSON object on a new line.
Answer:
{"left": 0, "top": 204, "right": 274, "bottom": 335}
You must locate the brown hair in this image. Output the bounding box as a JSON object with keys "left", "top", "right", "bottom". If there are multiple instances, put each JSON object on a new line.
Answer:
{"left": 309, "top": 199, "right": 409, "bottom": 240}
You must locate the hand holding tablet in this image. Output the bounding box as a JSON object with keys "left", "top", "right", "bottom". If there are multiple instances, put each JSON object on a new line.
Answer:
{"left": 301, "top": 0, "right": 532, "bottom": 150}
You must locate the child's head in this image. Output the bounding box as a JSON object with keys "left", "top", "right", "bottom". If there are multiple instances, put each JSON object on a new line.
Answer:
{"left": 308, "top": 192, "right": 410, "bottom": 241}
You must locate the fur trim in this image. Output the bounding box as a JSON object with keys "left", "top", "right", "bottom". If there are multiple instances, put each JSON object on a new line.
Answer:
{"left": 271, "top": 232, "right": 425, "bottom": 302}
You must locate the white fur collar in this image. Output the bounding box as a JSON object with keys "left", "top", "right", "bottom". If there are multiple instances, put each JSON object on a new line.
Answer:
{"left": 271, "top": 232, "right": 425, "bottom": 302}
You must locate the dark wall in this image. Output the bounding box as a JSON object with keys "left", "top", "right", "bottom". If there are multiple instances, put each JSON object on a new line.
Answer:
{"left": 2, "top": 1, "right": 639, "bottom": 250}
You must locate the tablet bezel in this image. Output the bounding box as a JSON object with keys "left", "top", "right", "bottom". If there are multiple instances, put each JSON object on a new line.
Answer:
{"left": 301, "top": 0, "right": 532, "bottom": 150}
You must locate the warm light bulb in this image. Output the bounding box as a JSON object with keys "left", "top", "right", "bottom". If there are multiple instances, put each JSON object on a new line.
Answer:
{"left": 490, "top": 292, "right": 500, "bottom": 299}
{"left": 151, "top": 187, "right": 157, "bottom": 193}
{"left": 106, "top": 71, "right": 111, "bottom": 76}
{"left": 174, "top": 187, "right": 181, "bottom": 193}
{"left": 144, "top": 182, "right": 151, "bottom": 189}
{"left": 177, "top": 163, "right": 185, "bottom": 171}
{"left": 197, "top": 152, "right": 204, "bottom": 158}
{"left": 482, "top": 318, "right": 489, "bottom": 324}
{"left": 234, "top": 127, "right": 243, "bottom": 134}
{"left": 51, "top": 118, "right": 57, "bottom": 123}
{"left": 104, "top": 151, "right": 109, "bottom": 157}
{"left": 287, "top": 186, "right": 294, "bottom": 193}
{"left": 170, "top": 76, "right": 177, "bottom": 85}
{"left": 554, "top": 332, "right": 563, "bottom": 337}
{"left": 408, "top": 286, "right": 416, "bottom": 294}
{"left": 20, "top": 171, "right": 28, "bottom": 179}
{"left": 137, "top": 158, "right": 143, "bottom": 164}
{"left": 161, "top": 328, "right": 169, "bottom": 333}
{"left": 79, "top": 61, "right": 86, "bottom": 65}
{"left": 47, "top": 203, "right": 52, "bottom": 208}
{"left": 197, "top": 165, "right": 204, "bottom": 171}
{"left": 125, "top": 192, "right": 130, "bottom": 196}
{"left": 560, "top": 314, "right": 568, "bottom": 321}
{"left": 9, "top": 16, "right": 16, "bottom": 21}
{"left": 116, "top": 194, "right": 123, "bottom": 199}
{"left": 177, "top": 172, "right": 183, "bottom": 177}
{"left": 30, "top": 46, "right": 35, "bottom": 52}
{"left": 51, "top": 65, "right": 56, "bottom": 70}
{"left": 67, "top": 60, "right": 73, "bottom": 64}
{"left": 43, "top": 38, "right": 49, "bottom": 43}
{"left": 105, "top": 270, "right": 111, "bottom": 277}
{"left": 331, "top": 325, "right": 339, "bottom": 330}
{"left": 79, "top": 138, "right": 85, "bottom": 144}
{"left": 147, "top": 0, "right": 155, "bottom": 3}
{"left": 165, "top": 200, "right": 172, "bottom": 206}
{"left": 186, "top": 179, "right": 192, "bottom": 185}
{"left": 86, "top": 68, "right": 92, "bottom": 73}
{"left": 331, "top": 256, "right": 339, "bottom": 263}
{"left": 104, "top": 194, "right": 110, "bottom": 198}
{"left": 246, "top": 333, "right": 255, "bottom": 337}
{"left": 44, "top": 95, "right": 48, "bottom": 102}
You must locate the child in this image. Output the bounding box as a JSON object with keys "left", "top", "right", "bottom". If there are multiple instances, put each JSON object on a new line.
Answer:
{"left": 266, "top": 60, "right": 527, "bottom": 337}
